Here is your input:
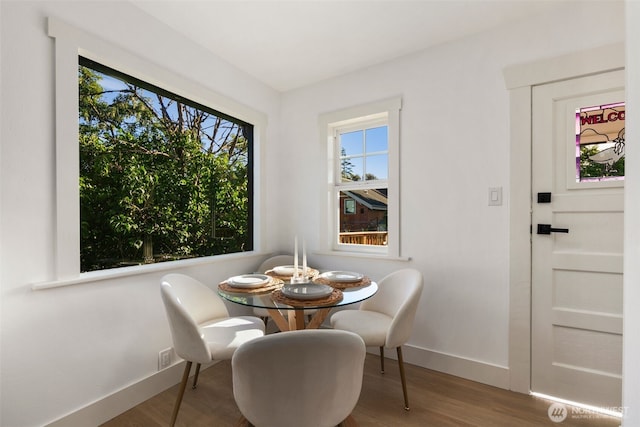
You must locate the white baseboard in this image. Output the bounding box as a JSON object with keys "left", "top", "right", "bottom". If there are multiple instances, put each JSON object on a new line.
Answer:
{"left": 46, "top": 347, "right": 510, "bottom": 426}
{"left": 45, "top": 361, "right": 188, "bottom": 427}
{"left": 372, "top": 344, "right": 511, "bottom": 390}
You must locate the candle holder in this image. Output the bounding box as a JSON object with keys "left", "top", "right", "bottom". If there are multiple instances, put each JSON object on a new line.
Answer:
{"left": 290, "top": 274, "right": 307, "bottom": 284}
{"left": 291, "top": 235, "right": 308, "bottom": 284}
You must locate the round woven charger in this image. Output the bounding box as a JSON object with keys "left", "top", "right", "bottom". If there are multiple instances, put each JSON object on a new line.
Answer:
{"left": 271, "top": 288, "right": 343, "bottom": 307}
{"left": 218, "top": 278, "right": 284, "bottom": 294}
{"left": 265, "top": 267, "right": 319, "bottom": 282}
{"left": 313, "top": 276, "right": 372, "bottom": 290}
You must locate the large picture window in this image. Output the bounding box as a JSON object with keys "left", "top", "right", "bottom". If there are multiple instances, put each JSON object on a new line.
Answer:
{"left": 79, "top": 58, "right": 253, "bottom": 272}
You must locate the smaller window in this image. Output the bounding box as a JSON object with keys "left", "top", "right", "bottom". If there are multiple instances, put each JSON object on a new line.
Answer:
{"left": 334, "top": 120, "right": 388, "bottom": 250}
{"left": 344, "top": 198, "right": 356, "bottom": 214}
{"left": 320, "top": 97, "right": 401, "bottom": 258}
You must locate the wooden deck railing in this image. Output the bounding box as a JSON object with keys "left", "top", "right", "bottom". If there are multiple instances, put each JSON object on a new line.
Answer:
{"left": 339, "top": 231, "right": 388, "bottom": 246}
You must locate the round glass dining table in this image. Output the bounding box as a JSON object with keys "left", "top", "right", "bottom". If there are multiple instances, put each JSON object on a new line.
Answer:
{"left": 217, "top": 280, "right": 378, "bottom": 331}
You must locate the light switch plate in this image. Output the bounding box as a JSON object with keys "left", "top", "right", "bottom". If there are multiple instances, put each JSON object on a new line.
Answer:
{"left": 488, "top": 187, "right": 502, "bottom": 206}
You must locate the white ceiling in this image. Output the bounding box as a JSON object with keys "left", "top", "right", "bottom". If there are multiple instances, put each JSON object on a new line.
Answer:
{"left": 133, "top": 0, "right": 567, "bottom": 92}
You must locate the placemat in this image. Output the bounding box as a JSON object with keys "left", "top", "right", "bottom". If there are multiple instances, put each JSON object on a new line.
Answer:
{"left": 218, "top": 278, "right": 284, "bottom": 294}
{"left": 313, "top": 276, "right": 372, "bottom": 290}
{"left": 271, "top": 288, "right": 343, "bottom": 307}
{"left": 265, "top": 267, "right": 320, "bottom": 282}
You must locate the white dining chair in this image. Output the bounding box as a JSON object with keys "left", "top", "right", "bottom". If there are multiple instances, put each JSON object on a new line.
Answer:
{"left": 160, "top": 273, "right": 265, "bottom": 427}
{"left": 255, "top": 254, "right": 293, "bottom": 276}
{"left": 232, "top": 329, "right": 366, "bottom": 427}
{"left": 330, "top": 268, "right": 423, "bottom": 410}
{"left": 253, "top": 254, "right": 316, "bottom": 327}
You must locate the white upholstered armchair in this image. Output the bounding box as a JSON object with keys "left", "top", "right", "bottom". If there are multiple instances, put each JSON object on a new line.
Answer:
{"left": 232, "top": 329, "right": 366, "bottom": 427}
{"left": 330, "top": 268, "right": 424, "bottom": 410}
{"left": 160, "top": 273, "right": 265, "bottom": 426}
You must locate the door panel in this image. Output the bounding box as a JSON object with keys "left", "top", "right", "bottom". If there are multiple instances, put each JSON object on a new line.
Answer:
{"left": 531, "top": 70, "right": 624, "bottom": 408}
{"left": 553, "top": 270, "right": 622, "bottom": 314}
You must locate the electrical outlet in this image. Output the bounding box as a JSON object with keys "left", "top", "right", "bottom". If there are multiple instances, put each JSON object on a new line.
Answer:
{"left": 158, "top": 348, "right": 172, "bottom": 371}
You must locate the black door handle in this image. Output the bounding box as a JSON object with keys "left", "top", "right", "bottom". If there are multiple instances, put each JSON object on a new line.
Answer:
{"left": 537, "top": 224, "right": 569, "bottom": 235}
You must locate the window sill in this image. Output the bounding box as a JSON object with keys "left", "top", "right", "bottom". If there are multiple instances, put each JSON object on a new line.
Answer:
{"left": 314, "top": 250, "right": 411, "bottom": 262}
{"left": 31, "top": 251, "right": 266, "bottom": 291}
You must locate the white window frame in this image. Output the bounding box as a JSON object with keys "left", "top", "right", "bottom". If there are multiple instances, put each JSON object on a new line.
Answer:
{"left": 319, "top": 97, "right": 402, "bottom": 259}
{"left": 38, "top": 18, "right": 266, "bottom": 289}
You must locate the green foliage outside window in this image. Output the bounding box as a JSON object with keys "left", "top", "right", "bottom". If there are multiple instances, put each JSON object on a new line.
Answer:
{"left": 79, "top": 59, "right": 252, "bottom": 272}
{"left": 579, "top": 145, "right": 625, "bottom": 180}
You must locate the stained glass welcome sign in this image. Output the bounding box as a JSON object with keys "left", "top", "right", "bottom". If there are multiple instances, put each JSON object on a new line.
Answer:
{"left": 576, "top": 102, "right": 625, "bottom": 182}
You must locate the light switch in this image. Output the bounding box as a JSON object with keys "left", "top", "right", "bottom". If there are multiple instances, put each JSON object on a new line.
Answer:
{"left": 488, "top": 187, "right": 502, "bottom": 206}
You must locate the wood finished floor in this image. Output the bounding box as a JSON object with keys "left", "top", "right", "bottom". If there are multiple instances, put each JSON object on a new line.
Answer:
{"left": 101, "top": 354, "right": 621, "bottom": 427}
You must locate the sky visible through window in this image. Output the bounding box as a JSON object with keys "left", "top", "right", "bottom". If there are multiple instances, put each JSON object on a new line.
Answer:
{"left": 340, "top": 126, "right": 388, "bottom": 181}
{"left": 95, "top": 73, "right": 239, "bottom": 154}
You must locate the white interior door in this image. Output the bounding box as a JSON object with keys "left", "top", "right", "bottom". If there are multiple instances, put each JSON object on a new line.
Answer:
{"left": 531, "top": 70, "right": 625, "bottom": 408}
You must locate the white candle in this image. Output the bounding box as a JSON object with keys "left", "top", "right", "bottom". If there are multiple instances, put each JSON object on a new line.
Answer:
{"left": 302, "top": 239, "right": 307, "bottom": 278}
{"left": 293, "top": 236, "right": 299, "bottom": 280}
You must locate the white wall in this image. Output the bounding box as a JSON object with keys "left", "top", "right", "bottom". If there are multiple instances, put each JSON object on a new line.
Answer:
{"left": 0, "top": 2, "right": 280, "bottom": 426}
{"left": 278, "top": 0, "right": 625, "bottom": 382}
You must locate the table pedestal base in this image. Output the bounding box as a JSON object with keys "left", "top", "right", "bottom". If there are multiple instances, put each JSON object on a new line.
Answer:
{"left": 266, "top": 307, "right": 332, "bottom": 331}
